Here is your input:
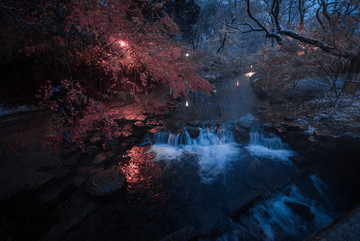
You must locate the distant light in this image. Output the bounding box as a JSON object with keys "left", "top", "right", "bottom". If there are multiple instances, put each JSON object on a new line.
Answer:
{"left": 236, "top": 81, "right": 240, "bottom": 86}
{"left": 245, "top": 72, "right": 255, "bottom": 77}
{"left": 213, "top": 89, "right": 217, "bottom": 93}
{"left": 185, "top": 101, "right": 189, "bottom": 107}
{"left": 118, "top": 40, "right": 127, "bottom": 47}
{"left": 250, "top": 65, "right": 253, "bottom": 68}
{"left": 185, "top": 53, "right": 190, "bottom": 57}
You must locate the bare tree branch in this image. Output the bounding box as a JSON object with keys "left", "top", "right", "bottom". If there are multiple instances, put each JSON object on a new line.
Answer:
{"left": 242, "top": 0, "right": 355, "bottom": 58}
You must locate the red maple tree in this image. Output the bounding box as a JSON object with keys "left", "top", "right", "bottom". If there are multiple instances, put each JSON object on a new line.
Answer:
{"left": 1, "top": 0, "right": 212, "bottom": 149}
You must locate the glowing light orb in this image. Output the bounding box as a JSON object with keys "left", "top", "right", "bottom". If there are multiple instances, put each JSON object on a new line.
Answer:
{"left": 213, "top": 89, "right": 217, "bottom": 93}
{"left": 185, "top": 101, "right": 189, "bottom": 107}
{"left": 185, "top": 53, "right": 190, "bottom": 57}
{"left": 236, "top": 81, "right": 240, "bottom": 86}
{"left": 245, "top": 72, "right": 255, "bottom": 77}
{"left": 118, "top": 40, "right": 127, "bottom": 47}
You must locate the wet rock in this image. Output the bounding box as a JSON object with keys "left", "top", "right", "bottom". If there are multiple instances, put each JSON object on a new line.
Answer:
{"left": 185, "top": 121, "right": 200, "bottom": 127}
{"left": 238, "top": 123, "right": 250, "bottom": 131}
{"left": 186, "top": 126, "right": 200, "bottom": 139}
{"left": 284, "top": 201, "right": 315, "bottom": 221}
{"left": 262, "top": 122, "right": 278, "bottom": 131}
{"left": 276, "top": 126, "right": 288, "bottom": 134}
{"left": 233, "top": 127, "right": 250, "bottom": 144}
{"left": 149, "top": 126, "right": 162, "bottom": 134}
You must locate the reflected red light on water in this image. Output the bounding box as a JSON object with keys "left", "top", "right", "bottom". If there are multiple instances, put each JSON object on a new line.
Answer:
{"left": 119, "top": 146, "right": 161, "bottom": 186}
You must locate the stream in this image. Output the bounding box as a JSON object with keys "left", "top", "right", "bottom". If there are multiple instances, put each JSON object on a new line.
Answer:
{"left": 114, "top": 76, "right": 350, "bottom": 240}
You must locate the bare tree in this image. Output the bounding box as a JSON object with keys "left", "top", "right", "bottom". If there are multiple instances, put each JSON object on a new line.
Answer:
{"left": 237, "top": 0, "right": 359, "bottom": 59}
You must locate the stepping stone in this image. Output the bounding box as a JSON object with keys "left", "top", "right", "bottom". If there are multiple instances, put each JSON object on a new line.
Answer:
{"left": 85, "top": 169, "right": 125, "bottom": 196}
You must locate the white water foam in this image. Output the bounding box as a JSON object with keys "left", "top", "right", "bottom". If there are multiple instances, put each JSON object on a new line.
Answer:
{"left": 245, "top": 132, "right": 294, "bottom": 162}
{"left": 212, "top": 184, "right": 333, "bottom": 241}
{"left": 150, "top": 127, "right": 241, "bottom": 183}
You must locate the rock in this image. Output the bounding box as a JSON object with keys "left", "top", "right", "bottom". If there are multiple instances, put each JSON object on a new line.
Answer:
{"left": 287, "top": 122, "right": 300, "bottom": 131}
{"left": 93, "top": 152, "right": 114, "bottom": 166}
{"left": 284, "top": 115, "right": 296, "bottom": 121}
{"left": 93, "top": 153, "right": 106, "bottom": 165}
{"left": 134, "top": 114, "right": 147, "bottom": 121}
{"left": 186, "top": 126, "right": 200, "bottom": 139}
{"left": 270, "top": 98, "right": 285, "bottom": 105}
{"left": 134, "top": 121, "right": 145, "bottom": 128}
{"left": 85, "top": 169, "right": 125, "bottom": 196}
{"left": 276, "top": 126, "right": 288, "bottom": 134}
{"left": 258, "top": 106, "right": 267, "bottom": 111}
{"left": 185, "top": 121, "right": 200, "bottom": 127}
{"left": 149, "top": 126, "right": 162, "bottom": 133}
{"left": 284, "top": 201, "right": 315, "bottom": 221}
{"left": 89, "top": 135, "right": 103, "bottom": 145}
{"left": 233, "top": 127, "right": 249, "bottom": 144}
{"left": 146, "top": 119, "right": 158, "bottom": 126}
{"left": 289, "top": 156, "right": 308, "bottom": 164}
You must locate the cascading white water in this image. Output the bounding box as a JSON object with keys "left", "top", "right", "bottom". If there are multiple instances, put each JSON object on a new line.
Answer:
{"left": 151, "top": 126, "right": 240, "bottom": 183}
{"left": 246, "top": 132, "right": 294, "bottom": 162}
{"left": 153, "top": 130, "right": 192, "bottom": 146}
{"left": 249, "top": 132, "right": 284, "bottom": 149}
{"left": 208, "top": 182, "right": 334, "bottom": 241}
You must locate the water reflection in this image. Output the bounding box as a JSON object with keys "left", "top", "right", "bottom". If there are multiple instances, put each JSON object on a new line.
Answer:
{"left": 170, "top": 75, "right": 257, "bottom": 122}
{"left": 118, "top": 146, "right": 164, "bottom": 203}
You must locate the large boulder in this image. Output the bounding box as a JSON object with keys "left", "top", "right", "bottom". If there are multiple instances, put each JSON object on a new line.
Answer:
{"left": 233, "top": 127, "right": 249, "bottom": 144}
{"left": 186, "top": 126, "right": 200, "bottom": 139}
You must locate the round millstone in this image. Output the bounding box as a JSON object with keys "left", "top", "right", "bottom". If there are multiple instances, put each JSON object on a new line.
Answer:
{"left": 85, "top": 169, "right": 125, "bottom": 196}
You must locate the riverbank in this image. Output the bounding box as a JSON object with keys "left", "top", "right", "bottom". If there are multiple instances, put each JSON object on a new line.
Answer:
{"left": 251, "top": 77, "right": 360, "bottom": 241}
{"left": 1, "top": 76, "right": 359, "bottom": 241}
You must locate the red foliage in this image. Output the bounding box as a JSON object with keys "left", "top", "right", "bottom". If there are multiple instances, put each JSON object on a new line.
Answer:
{"left": 3, "top": 0, "right": 212, "bottom": 149}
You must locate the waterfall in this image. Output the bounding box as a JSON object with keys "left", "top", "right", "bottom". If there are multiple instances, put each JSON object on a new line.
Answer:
{"left": 249, "top": 132, "right": 284, "bottom": 149}
{"left": 153, "top": 126, "right": 234, "bottom": 147}
{"left": 246, "top": 132, "right": 294, "bottom": 162}
{"left": 205, "top": 183, "right": 334, "bottom": 241}
{"left": 150, "top": 125, "right": 240, "bottom": 183}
